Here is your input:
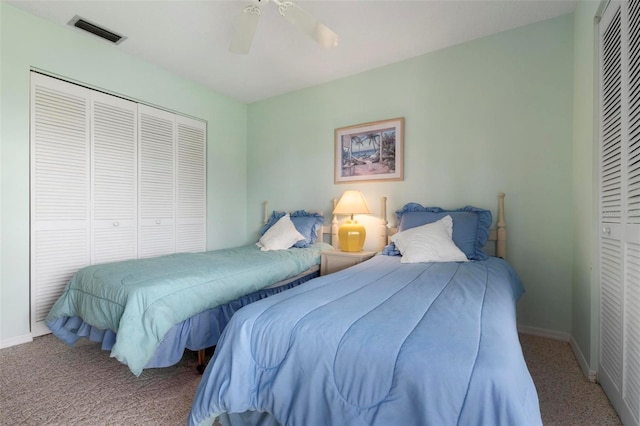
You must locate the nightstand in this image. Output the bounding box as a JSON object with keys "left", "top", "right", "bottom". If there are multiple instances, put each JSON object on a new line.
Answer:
{"left": 320, "top": 250, "right": 377, "bottom": 276}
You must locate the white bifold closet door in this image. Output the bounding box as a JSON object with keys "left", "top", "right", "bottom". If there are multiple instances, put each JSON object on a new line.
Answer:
{"left": 91, "top": 93, "right": 138, "bottom": 264}
{"left": 138, "top": 105, "right": 176, "bottom": 258}
{"left": 30, "top": 73, "right": 206, "bottom": 336}
{"left": 176, "top": 115, "right": 207, "bottom": 253}
{"left": 30, "top": 74, "right": 91, "bottom": 337}
{"left": 137, "top": 106, "right": 207, "bottom": 257}
{"left": 598, "top": 2, "right": 640, "bottom": 425}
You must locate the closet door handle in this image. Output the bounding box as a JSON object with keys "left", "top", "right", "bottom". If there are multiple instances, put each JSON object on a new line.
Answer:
{"left": 113, "top": 222, "right": 119, "bottom": 227}
{"left": 156, "top": 220, "right": 161, "bottom": 225}
{"left": 602, "top": 226, "right": 611, "bottom": 236}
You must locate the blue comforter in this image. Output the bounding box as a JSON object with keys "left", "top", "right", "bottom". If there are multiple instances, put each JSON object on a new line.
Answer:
{"left": 46, "top": 243, "right": 331, "bottom": 376}
{"left": 188, "top": 255, "right": 542, "bottom": 426}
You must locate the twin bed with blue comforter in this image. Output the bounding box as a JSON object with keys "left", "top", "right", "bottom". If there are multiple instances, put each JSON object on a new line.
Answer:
{"left": 188, "top": 255, "right": 541, "bottom": 426}
{"left": 188, "top": 196, "right": 543, "bottom": 426}
{"left": 46, "top": 209, "right": 329, "bottom": 376}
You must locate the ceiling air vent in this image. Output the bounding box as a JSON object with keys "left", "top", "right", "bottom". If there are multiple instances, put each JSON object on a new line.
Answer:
{"left": 67, "top": 15, "right": 127, "bottom": 45}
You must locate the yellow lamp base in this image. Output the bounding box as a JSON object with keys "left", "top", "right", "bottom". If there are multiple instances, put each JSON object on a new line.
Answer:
{"left": 338, "top": 220, "right": 366, "bottom": 252}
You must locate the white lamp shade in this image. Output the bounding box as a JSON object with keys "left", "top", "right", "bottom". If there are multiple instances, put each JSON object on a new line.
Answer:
{"left": 333, "top": 190, "right": 371, "bottom": 215}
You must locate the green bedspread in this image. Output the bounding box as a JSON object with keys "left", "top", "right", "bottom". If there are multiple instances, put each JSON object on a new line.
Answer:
{"left": 46, "top": 242, "right": 332, "bottom": 375}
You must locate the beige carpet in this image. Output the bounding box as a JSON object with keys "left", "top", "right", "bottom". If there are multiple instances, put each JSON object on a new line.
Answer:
{"left": 520, "top": 334, "right": 621, "bottom": 426}
{"left": 0, "top": 335, "right": 200, "bottom": 425}
{"left": 0, "top": 333, "right": 621, "bottom": 425}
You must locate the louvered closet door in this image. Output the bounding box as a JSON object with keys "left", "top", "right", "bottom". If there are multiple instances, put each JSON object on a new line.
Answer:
{"left": 625, "top": 0, "right": 640, "bottom": 420}
{"left": 30, "top": 73, "right": 91, "bottom": 336}
{"left": 599, "top": 2, "right": 640, "bottom": 425}
{"left": 91, "top": 93, "right": 138, "bottom": 264}
{"left": 138, "top": 105, "right": 176, "bottom": 258}
{"left": 176, "top": 115, "right": 206, "bottom": 252}
{"left": 600, "top": 0, "right": 624, "bottom": 402}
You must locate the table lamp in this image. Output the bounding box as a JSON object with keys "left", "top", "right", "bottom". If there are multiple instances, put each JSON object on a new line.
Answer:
{"left": 333, "top": 190, "right": 371, "bottom": 252}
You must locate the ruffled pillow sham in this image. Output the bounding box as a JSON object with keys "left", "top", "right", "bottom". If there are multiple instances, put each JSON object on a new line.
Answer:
{"left": 390, "top": 215, "right": 468, "bottom": 263}
{"left": 393, "top": 203, "right": 492, "bottom": 260}
{"left": 256, "top": 214, "right": 305, "bottom": 251}
{"left": 260, "top": 210, "right": 324, "bottom": 248}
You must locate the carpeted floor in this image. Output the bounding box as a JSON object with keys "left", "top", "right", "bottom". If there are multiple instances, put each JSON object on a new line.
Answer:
{"left": 0, "top": 333, "right": 621, "bottom": 425}
{"left": 520, "top": 334, "right": 621, "bottom": 426}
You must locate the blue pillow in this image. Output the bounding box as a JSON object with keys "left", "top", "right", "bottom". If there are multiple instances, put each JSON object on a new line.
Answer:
{"left": 395, "top": 204, "right": 492, "bottom": 260}
{"left": 381, "top": 243, "right": 401, "bottom": 256}
{"left": 260, "top": 210, "right": 324, "bottom": 248}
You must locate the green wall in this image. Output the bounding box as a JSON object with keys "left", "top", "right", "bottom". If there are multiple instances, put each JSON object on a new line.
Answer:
{"left": 0, "top": 3, "right": 248, "bottom": 344}
{"left": 247, "top": 14, "right": 576, "bottom": 333}
{"left": 571, "top": 0, "right": 601, "bottom": 374}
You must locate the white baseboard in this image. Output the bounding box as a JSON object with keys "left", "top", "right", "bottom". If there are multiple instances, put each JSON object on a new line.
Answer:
{"left": 517, "top": 325, "right": 598, "bottom": 382}
{"left": 569, "top": 336, "right": 597, "bottom": 382}
{"left": 0, "top": 333, "right": 33, "bottom": 349}
{"left": 517, "top": 325, "right": 570, "bottom": 341}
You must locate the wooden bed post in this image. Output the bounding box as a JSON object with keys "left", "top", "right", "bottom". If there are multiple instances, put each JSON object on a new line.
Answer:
{"left": 263, "top": 201, "right": 269, "bottom": 225}
{"left": 497, "top": 193, "right": 507, "bottom": 259}
{"left": 380, "top": 196, "right": 388, "bottom": 251}
{"left": 331, "top": 198, "right": 340, "bottom": 249}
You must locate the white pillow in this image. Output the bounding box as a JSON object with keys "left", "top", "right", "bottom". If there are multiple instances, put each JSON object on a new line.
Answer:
{"left": 256, "top": 214, "right": 305, "bottom": 251}
{"left": 391, "top": 215, "right": 468, "bottom": 263}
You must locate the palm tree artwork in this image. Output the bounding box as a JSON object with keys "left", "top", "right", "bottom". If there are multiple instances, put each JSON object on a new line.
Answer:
{"left": 341, "top": 128, "right": 395, "bottom": 177}
{"left": 335, "top": 118, "right": 403, "bottom": 183}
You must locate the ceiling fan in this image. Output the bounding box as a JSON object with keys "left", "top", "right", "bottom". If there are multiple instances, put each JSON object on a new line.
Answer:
{"left": 230, "top": 0, "right": 339, "bottom": 54}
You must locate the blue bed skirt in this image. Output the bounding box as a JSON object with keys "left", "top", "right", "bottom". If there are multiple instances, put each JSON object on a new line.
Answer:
{"left": 47, "top": 270, "right": 319, "bottom": 370}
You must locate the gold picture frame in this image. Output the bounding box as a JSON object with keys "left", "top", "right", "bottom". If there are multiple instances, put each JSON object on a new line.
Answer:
{"left": 334, "top": 117, "right": 404, "bottom": 184}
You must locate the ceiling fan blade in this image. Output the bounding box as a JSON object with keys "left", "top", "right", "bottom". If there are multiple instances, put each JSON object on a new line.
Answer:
{"left": 275, "top": 1, "right": 339, "bottom": 48}
{"left": 230, "top": 4, "right": 261, "bottom": 54}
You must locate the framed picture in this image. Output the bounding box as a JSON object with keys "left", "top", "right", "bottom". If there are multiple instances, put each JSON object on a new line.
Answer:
{"left": 334, "top": 117, "right": 404, "bottom": 184}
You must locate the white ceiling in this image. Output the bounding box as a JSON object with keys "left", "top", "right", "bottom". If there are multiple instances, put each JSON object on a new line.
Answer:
{"left": 7, "top": 0, "right": 578, "bottom": 103}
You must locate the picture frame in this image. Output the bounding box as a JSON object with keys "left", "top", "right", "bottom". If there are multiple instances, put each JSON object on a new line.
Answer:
{"left": 334, "top": 117, "right": 404, "bottom": 184}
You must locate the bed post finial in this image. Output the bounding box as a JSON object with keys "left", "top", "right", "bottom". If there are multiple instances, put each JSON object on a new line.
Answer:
{"left": 380, "top": 196, "right": 388, "bottom": 251}
{"left": 331, "top": 198, "right": 340, "bottom": 249}
{"left": 263, "top": 201, "right": 268, "bottom": 225}
{"left": 497, "top": 193, "right": 507, "bottom": 259}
